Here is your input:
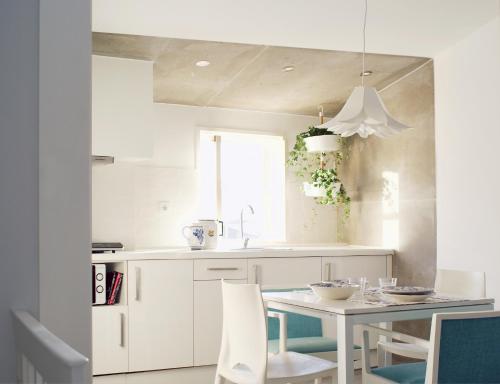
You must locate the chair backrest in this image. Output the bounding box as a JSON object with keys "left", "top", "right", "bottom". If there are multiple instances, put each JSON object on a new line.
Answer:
{"left": 12, "top": 310, "right": 88, "bottom": 383}
{"left": 264, "top": 289, "right": 323, "bottom": 340}
{"left": 218, "top": 281, "right": 268, "bottom": 383}
{"left": 434, "top": 268, "right": 485, "bottom": 298}
{"left": 427, "top": 311, "right": 500, "bottom": 384}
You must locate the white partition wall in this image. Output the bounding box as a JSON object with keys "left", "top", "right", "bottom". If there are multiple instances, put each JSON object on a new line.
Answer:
{"left": 0, "top": 0, "right": 92, "bottom": 382}
{"left": 38, "top": 0, "right": 92, "bottom": 380}
{"left": 435, "top": 12, "right": 500, "bottom": 306}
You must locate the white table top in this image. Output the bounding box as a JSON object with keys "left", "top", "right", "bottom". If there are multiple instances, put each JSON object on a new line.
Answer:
{"left": 263, "top": 290, "right": 495, "bottom": 315}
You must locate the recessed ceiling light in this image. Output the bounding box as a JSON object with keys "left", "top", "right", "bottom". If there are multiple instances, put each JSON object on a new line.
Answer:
{"left": 282, "top": 65, "right": 295, "bottom": 72}
{"left": 360, "top": 70, "right": 373, "bottom": 77}
{"left": 195, "top": 60, "right": 211, "bottom": 67}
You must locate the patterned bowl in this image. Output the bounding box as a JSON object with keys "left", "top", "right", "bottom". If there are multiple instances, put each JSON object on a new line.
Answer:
{"left": 309, "top": 280, "right": 360, "bottom": 300}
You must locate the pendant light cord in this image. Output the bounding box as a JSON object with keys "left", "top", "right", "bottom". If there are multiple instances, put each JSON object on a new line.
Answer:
{"left": 361, "top": 0, "right": 368, "bottom": 86}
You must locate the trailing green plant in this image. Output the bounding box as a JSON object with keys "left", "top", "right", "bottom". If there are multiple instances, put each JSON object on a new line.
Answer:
{"left": 310, "top": 168, "right": 351, "bottom": 219}
{"left": 286, "top": 125, "right": 351, "bottom": 222}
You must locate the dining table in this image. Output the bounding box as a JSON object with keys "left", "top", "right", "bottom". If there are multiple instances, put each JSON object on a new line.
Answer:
{"left": 262, "top": 289, "right": 494, "bottom": 384}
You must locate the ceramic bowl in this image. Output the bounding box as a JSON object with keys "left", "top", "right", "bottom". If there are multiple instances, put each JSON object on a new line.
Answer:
{"left": 309, "top": 281, "right": 359, "bottom": 300}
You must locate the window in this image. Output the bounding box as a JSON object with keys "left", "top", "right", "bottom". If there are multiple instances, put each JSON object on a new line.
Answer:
{"left": 199, "top": 130, "right": 285, "bottom": 243}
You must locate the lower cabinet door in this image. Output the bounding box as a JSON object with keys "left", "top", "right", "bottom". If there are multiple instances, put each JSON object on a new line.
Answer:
{"left": 194, "top": 279, "right": 246, "bottom": 366}
{"left": 92, "top": 306, "right": 128, "bottom": 375}
{"left": 128, "top": 260, "right": 194, "bottom": 372}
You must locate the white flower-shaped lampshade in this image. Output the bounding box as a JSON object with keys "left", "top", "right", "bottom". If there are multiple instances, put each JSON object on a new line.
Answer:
{"left": 317, "top": 86, "right": 410, "bottom": 138}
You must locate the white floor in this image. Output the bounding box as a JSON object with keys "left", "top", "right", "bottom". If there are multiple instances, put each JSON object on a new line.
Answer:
{"left": 93, "top": 366, "right": 363, "bottom": 384}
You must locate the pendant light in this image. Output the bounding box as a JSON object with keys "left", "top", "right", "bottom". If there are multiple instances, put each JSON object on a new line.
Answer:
{"left": 317, "top": 0, "right": 409, "bottom": 138}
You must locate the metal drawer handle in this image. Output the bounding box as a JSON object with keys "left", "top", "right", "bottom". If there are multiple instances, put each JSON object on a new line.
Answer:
{"left": 135, "top": 267, "right": 141, "bottom": 301}
{"left": 325, "top": 262, "right": 333, "bottom": 281}
{"left": 207, "top": 267, "right": 239, "bottom": 271}
{"left": 254, "top": 265, "right": 260, "bottom": 284}
{"left": 120, "top": 313, "right": 125, "bottom": 347}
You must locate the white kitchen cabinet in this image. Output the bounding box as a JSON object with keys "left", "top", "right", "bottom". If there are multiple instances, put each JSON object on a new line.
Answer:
{"left": 322, "top": 255, "right": 389, "bottom": 284}
{"left": 92, "top": 306, "right": 128, "bottom": 375}
{"left": 194, "top": 279, "right": 246, "bottom": 366}
{"left": 128, "top": 260, "right": 193, "bottom": 372}
{"left": 248, "top": 257, "right": 321, "bottom": 289}
{"left": 92, "top": 56, "right": 154, "bottom": 160}
{"left": 91, "top": 251, "right": 394, "bottom": 376}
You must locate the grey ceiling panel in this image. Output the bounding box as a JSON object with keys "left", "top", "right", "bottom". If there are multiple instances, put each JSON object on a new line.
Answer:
{"left": 92, "top": 32, "right": 429, "bottom": 116}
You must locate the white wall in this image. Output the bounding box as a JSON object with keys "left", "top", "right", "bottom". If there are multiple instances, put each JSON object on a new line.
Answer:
{"left": 435, "top": 14, "right": 500, "bottom": 304}
{"left": 92, "top": 0, "right": 498, "bottom": 58}
{"left": 0, "top": 2, "right": 40, "bottom": 381}
{"left": 38, "top": 0, "right": 92, "bottom": 378}
{"left": 92, "top": 56, "right": 338, "bottom": 249}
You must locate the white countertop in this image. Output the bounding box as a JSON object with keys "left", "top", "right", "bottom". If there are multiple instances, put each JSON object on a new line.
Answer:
{"left": 92, "top": 244, "right": 394, "bottom": 263}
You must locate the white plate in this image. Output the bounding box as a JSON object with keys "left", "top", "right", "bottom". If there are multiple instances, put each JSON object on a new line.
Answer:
{"left": 382, "top": 286, "right": 434, "bottom": 295}
{"left": 383, "top": 292, "right": 433, "bottom": 303}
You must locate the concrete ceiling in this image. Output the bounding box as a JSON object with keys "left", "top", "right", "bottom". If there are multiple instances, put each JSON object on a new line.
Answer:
{"left": 93, "top": 32, "right": 429, "bottom": 116}
{"left": 92, "top": 0, "right": 499, "bottom": 58}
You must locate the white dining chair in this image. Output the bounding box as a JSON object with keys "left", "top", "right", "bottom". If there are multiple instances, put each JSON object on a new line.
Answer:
{"left": 361, "top": 310, "right": 500, "bottom": 384}
{"left": 215, "top": 281, "right": 337, "bottom": 384}
{"left": 377, "top": 268, "right": 486, "bottom": 362}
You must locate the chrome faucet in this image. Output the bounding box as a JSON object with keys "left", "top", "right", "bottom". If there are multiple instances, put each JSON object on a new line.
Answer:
{"left": 240, "top": 205, "right": 255, "bottom": 248}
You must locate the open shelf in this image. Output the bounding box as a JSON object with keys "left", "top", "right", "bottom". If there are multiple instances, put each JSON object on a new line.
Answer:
{"left": 92, "top": 261, "right": 128, "bottom": 306}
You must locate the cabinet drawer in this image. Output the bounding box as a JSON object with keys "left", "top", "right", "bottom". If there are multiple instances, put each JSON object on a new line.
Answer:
{"left": 321, "top": 255, "right": 389, "bottom": 283}
{"left": 248, "top": 257, "right": 321, "bottom": 289}
{"left": 194, "top": 259, "right": 247, "bottom": 280}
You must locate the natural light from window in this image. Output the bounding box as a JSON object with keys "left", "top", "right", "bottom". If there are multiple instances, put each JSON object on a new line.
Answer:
{"left": 199, "top": 130, "right": 286, "bottom": 243}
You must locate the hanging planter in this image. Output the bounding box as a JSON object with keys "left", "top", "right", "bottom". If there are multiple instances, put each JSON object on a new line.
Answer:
{"left": 287, "top": 126, "right": 339, "bottom": 177}
{"left": 304, "top": 135, "right": 340, "bottom": 153}
{"left": 287, "top": 110, "right": 351, "bottom": 222}
{"left": 310, "top": 169, "right": 348, "bottom": 208}
{"left": 303, "top": 182, "right": 327, "bottom": 197}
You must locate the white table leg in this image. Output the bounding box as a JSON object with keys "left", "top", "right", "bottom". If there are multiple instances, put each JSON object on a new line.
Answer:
{"left": 337, "top": 314, "right": 354, "bottom": 384}
{"left": 377, "top": 322, "right": 393, "bottom": 367}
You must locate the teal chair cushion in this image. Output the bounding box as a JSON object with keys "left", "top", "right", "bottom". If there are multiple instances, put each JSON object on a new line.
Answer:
{"left": 268, "top": 336, "right": 362, "bottom": 354}
{"left": 371, "top": 362, "right": 426, "bottom": 384}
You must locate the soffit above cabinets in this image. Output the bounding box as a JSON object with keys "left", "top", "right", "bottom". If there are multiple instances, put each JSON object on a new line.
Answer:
{"left": 93, "top": 32, "right": 429, "bottom": 116}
